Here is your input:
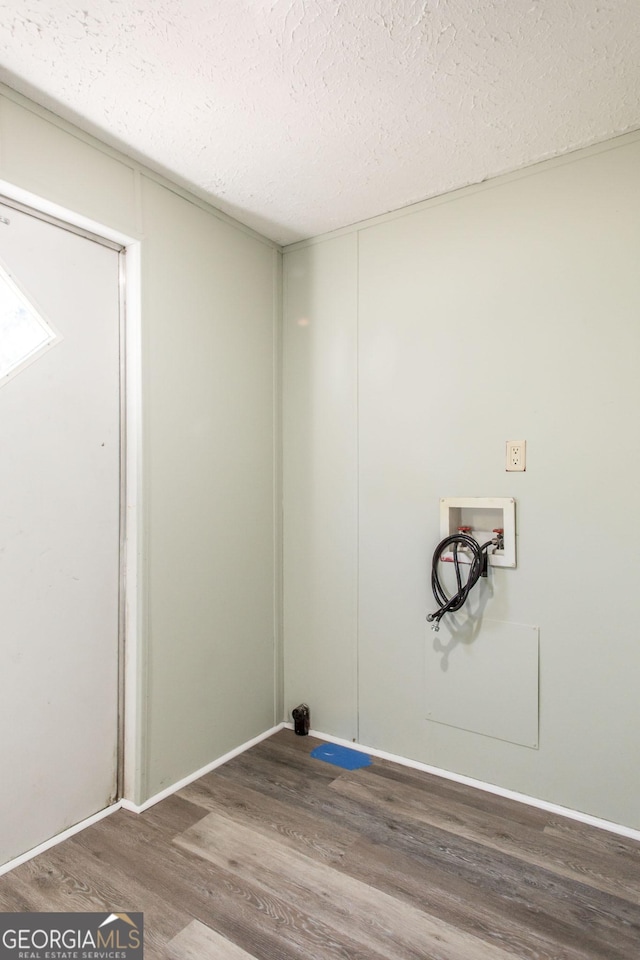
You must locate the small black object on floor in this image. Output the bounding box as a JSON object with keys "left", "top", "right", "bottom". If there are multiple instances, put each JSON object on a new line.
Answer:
{"left": 291, "top": 703, "right": 310, "bottom": 736}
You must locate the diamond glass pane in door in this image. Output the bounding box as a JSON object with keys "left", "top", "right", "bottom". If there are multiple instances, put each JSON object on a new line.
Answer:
{"left": 0, "top": 261, "right": 60, "bottom": 384}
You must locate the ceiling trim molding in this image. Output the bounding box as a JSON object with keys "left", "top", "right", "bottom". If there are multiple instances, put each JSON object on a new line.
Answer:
{"left": 0, "top": 81, "right": 282, "bottom": 252}
{"left": 2, "top": 78, "right": 638, "bottom": 257}
{"left": 282, "top": 126, "right": 640, "bottom": 252}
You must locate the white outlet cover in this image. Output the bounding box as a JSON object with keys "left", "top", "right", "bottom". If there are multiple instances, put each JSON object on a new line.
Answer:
{"left": 506, "top": 440, "right": 526, "bottom": 472}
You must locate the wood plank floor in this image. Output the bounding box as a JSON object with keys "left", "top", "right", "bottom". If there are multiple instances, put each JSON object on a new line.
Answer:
{"left": 1, "top": 729, "right": 639, "bottom": 959}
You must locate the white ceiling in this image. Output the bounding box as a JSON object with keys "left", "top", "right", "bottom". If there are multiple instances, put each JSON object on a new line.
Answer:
{"left": 0, "top": 1, "right": 638, "bottom": 245}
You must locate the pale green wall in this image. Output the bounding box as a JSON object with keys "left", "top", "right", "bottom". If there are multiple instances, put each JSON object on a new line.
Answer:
{"left": 283, "top": 136, "right": 640, "bottom": 829}
{"left": 142, "top": 180, "right": 278, "bottom": 795}
{"left": 283, "top": 235, "right": 359, "bottom": 738}
{"left": 0, "top": 86, "right": 281, "bottom": 802}
{"left": 4, "top": 80, "right": 640, "bottom": 830}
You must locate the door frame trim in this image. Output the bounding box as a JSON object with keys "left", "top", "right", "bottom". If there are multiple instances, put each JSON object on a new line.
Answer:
{"left": 0, "top": 178, "right": 143, "bottom": 807}
{"left": 0, "top": 193, "right": 124, "bottom": 251}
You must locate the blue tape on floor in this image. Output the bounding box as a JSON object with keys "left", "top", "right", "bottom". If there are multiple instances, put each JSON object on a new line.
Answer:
{"left": 310, "top": 743, "right": 372, "bottom": 770}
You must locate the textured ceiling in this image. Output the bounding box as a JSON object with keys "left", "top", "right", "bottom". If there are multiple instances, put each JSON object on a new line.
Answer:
{"left": 0, "top": 1, "right": 639, "bottom": 245}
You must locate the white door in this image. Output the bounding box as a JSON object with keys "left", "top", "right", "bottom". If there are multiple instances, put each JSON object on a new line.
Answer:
{"left": 0, "top": 201, "right": 121, "bottom": 867}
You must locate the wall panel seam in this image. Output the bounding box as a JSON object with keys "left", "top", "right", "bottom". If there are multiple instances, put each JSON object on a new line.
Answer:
{"left": 355, "top": 230, "right": 361, "bottom": 743}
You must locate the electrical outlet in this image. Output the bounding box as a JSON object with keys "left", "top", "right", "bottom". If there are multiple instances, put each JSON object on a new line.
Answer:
{"left": 506, "top": 440, "right": 526, "bottom": 471}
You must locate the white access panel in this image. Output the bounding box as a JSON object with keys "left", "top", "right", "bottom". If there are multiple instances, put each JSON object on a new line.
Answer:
{"left": 426, "top": 617, "right": 539, "bottom": 748}
{"left": 0, "top": 202, "right": 120, "bottom": 866}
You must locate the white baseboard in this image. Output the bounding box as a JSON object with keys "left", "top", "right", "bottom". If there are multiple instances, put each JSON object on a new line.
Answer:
{"left": 121, "top": 722, "right": 287, "bottom": 814}
{"left": 0, "top": 802, "right": 123, "bottom": 878}
{"left": 283, "top": 723, "right": 640, "bottom": 843}
{"left": 0, "top": 723, "right": 287, "bottom": 877}
{"left": 4, "top": 719, "right": 636, "bottom": 880}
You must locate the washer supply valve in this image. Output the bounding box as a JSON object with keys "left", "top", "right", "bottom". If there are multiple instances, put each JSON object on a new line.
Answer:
{"left": 427, "top": 529, "right": 502, "bottom": 631}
